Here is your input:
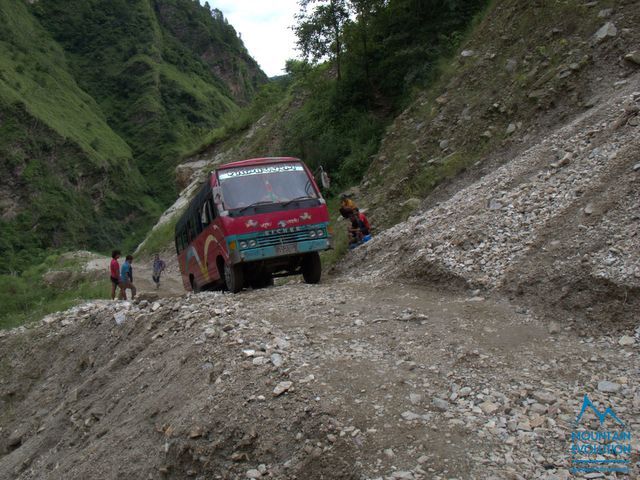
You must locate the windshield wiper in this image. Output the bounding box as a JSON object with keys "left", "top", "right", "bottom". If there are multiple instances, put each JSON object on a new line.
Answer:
{"left": 281, "top": 196, "right": 316, "bottom": 207}
{"left": 237, "top": 200, "right": 273, "bottom": 214}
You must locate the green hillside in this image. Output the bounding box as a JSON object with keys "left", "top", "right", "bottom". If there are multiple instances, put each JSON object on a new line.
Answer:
{"left": 0, "top": 0, "right": 152, "bottom": 273}
{"left": 0, "top": 0, "right": 132, "bottom": 165}
{"left": 31, "top": 0, "right": 266, "bottom": 203}
{"left": 0, "top": 0, "right": 266, "bottom": 274}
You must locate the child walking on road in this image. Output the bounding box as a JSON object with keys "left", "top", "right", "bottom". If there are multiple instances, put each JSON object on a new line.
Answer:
{"left": 152, "top": 254, "right": 166, "bottom": 289}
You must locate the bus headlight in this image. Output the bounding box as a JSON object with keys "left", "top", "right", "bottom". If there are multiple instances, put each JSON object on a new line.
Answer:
{"left": 239, "top": 241, "right": 248, "bottom": 249}
{"left": 248, "top": 239, "right": 257, "bottom": 248}
{"left": 316, "top": 229, "right": 324, "bottom": 237}
{"left": 309, "top": 230, "right": 316, "bottom": 238}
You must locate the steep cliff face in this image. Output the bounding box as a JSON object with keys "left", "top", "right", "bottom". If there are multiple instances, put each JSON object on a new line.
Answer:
{"left": 0, "top": 0, "right": 266, "bottom": 271}
{"left": 153, "top": 0, "right": 267, "bottom": 104}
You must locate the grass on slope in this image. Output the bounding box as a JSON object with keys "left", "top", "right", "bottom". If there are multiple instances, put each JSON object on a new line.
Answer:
{"left": 158, "top": 62, "right": 238, "bottom": 157}
{"left": 0, "top": 254, "right": 107, "bottom": 330}
{"left": 0, "top": 102, "right": 160, "bottom": 274}
{"left": 320, "top": 195, "right": 351, "bottom": 270}
{"left": 0, "top": 0, "right": 161, "bottom": 271}
{"left": 0, "top": 0, "right": 132, "bottom": 167}
{"left": 136, "top": 216, "right": 179, "bottom": 258}
{"left": 30, "top": 0, "right": 258, "bottom": 206}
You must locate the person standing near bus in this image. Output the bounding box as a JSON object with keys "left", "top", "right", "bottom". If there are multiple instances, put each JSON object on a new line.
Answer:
{"left": 152, "top": 254, "right": 166, "bottom": 289}
{"left": 119, "top": 255, "right": 136, "bottom": 300}
{"left": 110, "top": 250, "right": 122, "bottom": 300}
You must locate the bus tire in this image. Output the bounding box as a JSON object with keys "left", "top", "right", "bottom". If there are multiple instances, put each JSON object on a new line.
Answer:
{"left": 302, "top": 252, "right": 321, "bottom": 284}
{"left": 224, "top": 263, "right": 244, "bottom": 293}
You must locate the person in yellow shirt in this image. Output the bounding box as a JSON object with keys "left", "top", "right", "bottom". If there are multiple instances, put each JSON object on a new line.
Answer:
{"left": 339, "top": 194, "right": 357, "bottom": 218}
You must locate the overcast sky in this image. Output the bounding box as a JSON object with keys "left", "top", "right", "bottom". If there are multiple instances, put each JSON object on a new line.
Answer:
{"left": 207, "top": 0, "right": 301, "bottom": 77}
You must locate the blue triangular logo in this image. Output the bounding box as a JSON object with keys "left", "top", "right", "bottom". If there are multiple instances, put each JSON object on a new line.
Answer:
{"left": 575, "top": 395, "right": 624, "bottom": 426}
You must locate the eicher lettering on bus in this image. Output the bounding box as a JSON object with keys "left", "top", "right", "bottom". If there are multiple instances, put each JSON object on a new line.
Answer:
{"left": 218, "top": 164, "right": 304, "bottom": 179}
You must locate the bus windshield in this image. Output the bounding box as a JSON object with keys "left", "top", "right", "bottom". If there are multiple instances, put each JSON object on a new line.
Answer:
{"left": 218, "top": 163, "right": 318, "bottom": 211}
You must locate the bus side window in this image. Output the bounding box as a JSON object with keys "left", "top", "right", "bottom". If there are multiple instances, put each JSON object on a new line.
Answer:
{"left": 199, "top": 196, "right": 216, "bottom": 228}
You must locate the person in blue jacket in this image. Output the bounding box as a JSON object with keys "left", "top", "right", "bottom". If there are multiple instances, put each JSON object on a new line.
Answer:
{"left": 119, "top": 255, "right": 137, "bottom": 300}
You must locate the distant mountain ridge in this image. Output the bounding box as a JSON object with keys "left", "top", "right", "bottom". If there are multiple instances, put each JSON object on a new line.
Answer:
{"left": 0, "top": 0, "right": 266, "bottom": 272}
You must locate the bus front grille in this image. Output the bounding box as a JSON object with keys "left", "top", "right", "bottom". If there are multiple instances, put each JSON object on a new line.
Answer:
{"left": 256, "top": 231, "right": 312, "bottom": 247}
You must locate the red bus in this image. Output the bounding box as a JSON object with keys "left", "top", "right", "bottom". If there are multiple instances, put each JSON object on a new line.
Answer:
{"left": 175, "top": 157, "right": 332, "bottom": 293}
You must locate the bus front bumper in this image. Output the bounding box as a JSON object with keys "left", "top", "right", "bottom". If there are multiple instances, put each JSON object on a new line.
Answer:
{"left": 230, "top": 238, "right": 332, "bottom": 264}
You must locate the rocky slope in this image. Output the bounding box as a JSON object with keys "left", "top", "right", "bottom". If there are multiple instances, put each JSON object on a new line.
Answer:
{"left": 1, "top": 275, "right": 638, "bottom": 479}
{"left": 362, "top": 0, "right": 639, "bottom": 227}
{"left": 341, "top": 81, "right": 639, "bottom": 327}
{"left": 333, "top": 0, "right": 640, "bottom": 327}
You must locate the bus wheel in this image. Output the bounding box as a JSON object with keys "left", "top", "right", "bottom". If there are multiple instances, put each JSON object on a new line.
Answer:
{"left": 302, "top": 252, "right": 321, "bottom": 284}
{"left": 224, "top": 263, "right": 244, "bottom": 293}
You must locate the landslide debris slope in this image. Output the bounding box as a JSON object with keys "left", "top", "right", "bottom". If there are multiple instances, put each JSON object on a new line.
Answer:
{"left": 343, "top": 83, "right": 640, "bottom": 327}
{"left": 363, "top": 0, "right": 638, "bottom": 226}
{"left": 344, "top": 0, "right": 640, "bottom": 327}
{"left": 2, "top": 281, "right": 638, "bottom": 479}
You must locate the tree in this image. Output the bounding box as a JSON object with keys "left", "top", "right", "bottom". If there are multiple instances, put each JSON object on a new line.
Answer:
{"left": 346, "top": 0, "right": 385, "bottom": 87}
{"left": 294, "top": 0, "right": 350, "bottom": 80}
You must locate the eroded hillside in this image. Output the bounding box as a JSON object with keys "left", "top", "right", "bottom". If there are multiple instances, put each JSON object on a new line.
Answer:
{"left": 362, "top": 0, "right": 639, "bottom": 227}
{"left": 338, "top": 0, "right": 640, "bottom": 326}
{"left": 342, "top": 83, "right": 639, "bottom": 326}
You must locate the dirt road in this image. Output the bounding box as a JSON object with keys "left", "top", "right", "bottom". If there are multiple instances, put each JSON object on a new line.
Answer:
{"left": 84, "top": 254, "right": 185, "bottom": 300}
{"left": 1, "top": 274, "right": 637, "bottom": 479}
